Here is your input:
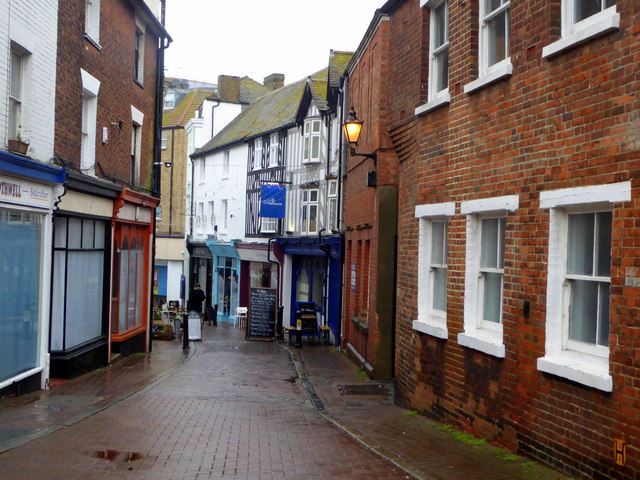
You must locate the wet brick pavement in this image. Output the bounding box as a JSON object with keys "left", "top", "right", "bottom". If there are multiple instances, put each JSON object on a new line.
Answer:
{"left": 0, "top": 324, "right": 573, "bottom": 480}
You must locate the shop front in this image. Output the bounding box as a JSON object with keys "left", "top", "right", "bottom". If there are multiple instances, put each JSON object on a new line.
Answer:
{"left": 50, "top": 172, "right": 120, "bottom": 378}
{"left": 276, "top": 235, "right": 342, "bottom": 344}
{"left": 110, "top": 188, "right": 158, "bottom": 357}
{"left": 206, "top": 240, "right": 240, "bottom": 324}
{"left": 0, "top": 152, "right": 66, "bottom": 395}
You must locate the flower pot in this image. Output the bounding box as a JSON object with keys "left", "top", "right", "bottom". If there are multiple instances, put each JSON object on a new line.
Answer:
{"left": 8, "top": 139, "right": 28, "bottom": 155}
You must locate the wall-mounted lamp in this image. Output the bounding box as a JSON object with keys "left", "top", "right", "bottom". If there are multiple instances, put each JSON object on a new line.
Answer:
{"left": 342, "top": 106, "right": 377, "bottom": 168}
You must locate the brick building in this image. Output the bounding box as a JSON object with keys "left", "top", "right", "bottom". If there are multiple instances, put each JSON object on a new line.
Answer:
{"left": 51, "top": 0, "right": 170, "bottom": 377}
{"left": 345, "top": 0, "right": 640, "bottom": 478}
{"left": 342, "top": 16, "right": 397, "bottom": 379}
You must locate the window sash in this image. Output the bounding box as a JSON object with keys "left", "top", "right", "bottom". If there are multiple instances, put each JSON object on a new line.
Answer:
{"left": 481, "top": 0, "right": 510, "bottom": 71}
{"left": 573, "top": 0, "right": 615, "bottom": 24}
{"left": 429, "top": 1, "right": 449, "bottom": 97}
{"left": 9, "top": 49, "right": 23, "bottom": 139}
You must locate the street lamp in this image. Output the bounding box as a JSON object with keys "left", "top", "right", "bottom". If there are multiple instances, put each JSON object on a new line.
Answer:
{"left": 342, "top": 106, "right": 376, "bottom": 167}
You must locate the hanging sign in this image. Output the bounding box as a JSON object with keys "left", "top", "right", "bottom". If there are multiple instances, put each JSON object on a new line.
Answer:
{"left": 260, "top": 184, "right": 286, "bottom": 218}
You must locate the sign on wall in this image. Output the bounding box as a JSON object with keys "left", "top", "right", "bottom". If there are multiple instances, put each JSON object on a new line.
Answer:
{"left": 260, "top": 184, "right": 286, "bottom": 218}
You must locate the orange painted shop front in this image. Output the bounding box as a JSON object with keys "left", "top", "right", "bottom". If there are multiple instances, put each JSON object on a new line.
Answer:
{"left": 110, "top": 188, "right": 158, "bottom": 358}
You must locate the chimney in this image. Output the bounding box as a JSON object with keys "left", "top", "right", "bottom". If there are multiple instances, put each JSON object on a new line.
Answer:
{"left": 263, "top": 73, "right": 285, "bottom": 91}
{"left": 218, "top": 75, "right": 241, "bottom": 103}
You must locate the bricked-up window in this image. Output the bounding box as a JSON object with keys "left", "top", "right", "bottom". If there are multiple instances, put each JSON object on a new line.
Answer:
{"left": 134, "top": 27, "right": 145, "bottom": 85}
{"left": 459, "top": 195, "right": 518, "bottom": 358}
{"left": 303, "top": 119, "right": 321, "bottom": 163}
{"left": 223, "top": 150, "right": 230, "bottom": 178}
{"left": 429, "top": 0, "right": 449, "bottom": 100}
{"left": 538, "top": 182, "right": 630, "bottom": 392}
{"left": 84, "top": 0, "right": 101, "bottom": 44}
{"left": 542, "top": 0, "right": 619, "bottom": 58}
{"left": 414, "top": 202, "right": 455, "bottom": 338}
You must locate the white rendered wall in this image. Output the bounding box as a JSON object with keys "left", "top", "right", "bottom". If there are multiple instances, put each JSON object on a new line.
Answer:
{"left": 1, "top": 1, "right": 58, "bottom": 162}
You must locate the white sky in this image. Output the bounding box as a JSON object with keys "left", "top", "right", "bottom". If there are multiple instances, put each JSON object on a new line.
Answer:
{"left": 164, "top": 0, "right": 386, "bottom": 86}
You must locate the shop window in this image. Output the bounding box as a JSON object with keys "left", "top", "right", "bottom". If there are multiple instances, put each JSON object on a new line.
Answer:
{"left": 112, "top": 231, "right": 145, "bottom": 335}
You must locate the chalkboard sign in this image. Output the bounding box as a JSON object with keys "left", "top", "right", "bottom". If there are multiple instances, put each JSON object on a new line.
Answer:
{"left": 248, "top": 288, "right": 277, "bottom": 340}
{"left": 188, "top": 311, "right": 202, "bottom": 341}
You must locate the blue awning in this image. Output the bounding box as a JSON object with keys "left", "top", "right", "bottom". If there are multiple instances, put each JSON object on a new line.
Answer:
{"left": 275, "top": 235, "right": 342, "bottom": 260}
{"left": 0, "top": 150, "right": 66, "bottom": 184}
{"left": 205, "top": 240, "right": 240, "bottom": 259}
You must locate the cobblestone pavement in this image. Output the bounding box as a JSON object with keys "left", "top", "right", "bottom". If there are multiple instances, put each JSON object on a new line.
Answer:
{"left": 0, "top": 325, "right": 411, "bottom": 480}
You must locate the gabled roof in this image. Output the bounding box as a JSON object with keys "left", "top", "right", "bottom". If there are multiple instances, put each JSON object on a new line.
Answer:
{"left": 193, "top": 69, "right": 327, "bottom": 157}
{"left": 328, "top": 50, "right": 353, "bottom": 88}
{"left": 309, "top": 78, "right": 329, "bottom": 112}
{"left": 163, "top": 88, "right": 216, "bottom": 128}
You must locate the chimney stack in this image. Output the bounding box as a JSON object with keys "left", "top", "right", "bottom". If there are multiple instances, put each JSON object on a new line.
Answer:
{"left": 263, "top": 73, "right": 285, "bottom": 91}
{"left": 218, "top": 75, "right": 241, "bottom": 102}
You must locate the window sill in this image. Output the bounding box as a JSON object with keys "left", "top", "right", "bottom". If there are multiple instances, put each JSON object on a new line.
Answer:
{"left": 458, "top": 331, "right": 505, "bottom": 358}
{"left": 415, "top": 93, "right": 451, "bottom": 117}
{"left": 542, "top": 11, "right": 620, "bottom": 59}
{"left": 463, "top": 60, "right": 513, "bottom": 95}
{"left": 302, "top": 160, "right": 321, "bottom": 165}
{"left": 413, "top": 320, "right": 448, "bottom": 339}
{"left": 134, "top": 79, "right": 144, "bottom": 89}
{"left": 84, "top": 34, "right": 102, "bottom": 51}
{"left": 537, "top": 353, "right": 612, "bottom": 392}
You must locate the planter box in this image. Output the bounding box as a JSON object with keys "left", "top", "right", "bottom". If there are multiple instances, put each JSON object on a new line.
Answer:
{"left": 8, "top": 139, "right": 28, "bottom": 155}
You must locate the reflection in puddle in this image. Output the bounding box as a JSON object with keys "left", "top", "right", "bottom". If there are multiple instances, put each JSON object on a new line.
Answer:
{"left": 89, "top": 450, "right": 143, "bottom": 462}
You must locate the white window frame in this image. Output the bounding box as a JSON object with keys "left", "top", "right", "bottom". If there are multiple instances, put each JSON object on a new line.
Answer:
{"left": 464, "top": 0, "right": 512, "bottom": 94}
{"left": 303, "top": 119, "right": 321, "bottom": 164}
{"left": 84, "top": 0, "right": 101, "bottom": 45}
{"left": 269, "top": 133, "right": 279, "bottom": 167}
{"left": 208, "top": 201, "right": 215, "bottom": 227}
{"left": 537, "top": 181, "right": 630, "bottom": 392}
{"left": 254, "top": 137, "right": 263, "bottom": 170}
{"left": 414, "top": 202, "right": 455, "bottom": 339}
{"left": 160, "top": 131, "right": 167, "bottom": 150}
{"left": 416, "top": 0, "right": 450, "bottom": 116}
{"left": 163, "top": 93, "right": 175, "bottom": 110}
{"left": 221, "top": 199, "right": 228, "bottom": 231}
{"left": 131, "top": 106, "right": 144, "bottom": 187}
{"left": 134, "top": 22, "right": 145, "bottom": 85}
{"left": 223, "top": 150, "right": 230, "bottom": 178}
{"left": 301, "top": 189, "right": 319, "bottom": 234}
{"left": 328, "top": 179, "right": 339, "bottom": 231}
{"left": 81, "top": 70, "right": 100, "bottom": 176}
{"left": 8, "top": 45, "right": 25, "bottom": 142}
{"left": 542, "top": 1, "right": 619, "bottom": 58}
{"left": 260, "top": 217, "right": 277, "bottom": 234}
{"left": 458, "top": 195, "right": 518, "bottom": 358}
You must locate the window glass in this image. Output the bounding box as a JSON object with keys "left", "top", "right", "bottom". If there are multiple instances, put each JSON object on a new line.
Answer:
{"left": 575, "top": 0, "right": 615, "bottom": 23}
{"left": 0, "top": 210, "right": 42, "bottom": 383}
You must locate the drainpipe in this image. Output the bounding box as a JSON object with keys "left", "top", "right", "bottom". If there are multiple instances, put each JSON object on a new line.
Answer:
{"left": 149, "top": 0, "right": 172, "bottom": 352}
{"left": 267, "top": 237, "right": 282, "bottom": 337}
{"left": 211, "top": 100, "right": 220, "bottom": 139}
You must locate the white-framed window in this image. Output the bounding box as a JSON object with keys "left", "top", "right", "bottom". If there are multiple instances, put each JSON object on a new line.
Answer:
{"left": 328, "top": 180, "right": 338, "bottom": 231}
{"left": 458, "top": 195, "right": 518, "bottom": 357}
{"left": 208, "top": 201, "right": 215, "bottom": 227}
{"left": 134, "top": 25, "right": 145, "bottom": 85}
{"left": 537, "top": 181, "right": 630, "bottom": 392}
{"left": 301, "top": 189, "right": 319, "bottom": 234}
{"left": 303, "top": 119, "right": 321, "bottom": 163}
{"left": 542, "top": 0, "right": 618, "bottom": 58}
{"left": 163, "top": 93, "right": 175, "bottom": 110}
{"left": 464, "top": 0, "right": 512, "bottom": 94}
{"left": 414, "top": 202, "right": 455, "bottom": 339}
{"left": 254, "top": 137, "right": 263, "bottom": 170}
{"left": 261, "top": 217, "right": 277, "bottom": 233}
{"left": 269, "top": 133, "right": 279, "bottom": 167}
{"left": 160, "top": 131, "right": 167, "bottom": 150}
{"left": 80, "top": 69, "right": 100, "bottom": 176}
{"left": 221, "top": 199, "right": 228, "bottom": 230}
{"left": 85, "top": 0, "right": 101, "bottom": 44}
{"left": 8, "top": 45, "right": 25, "bottom": 142}
{"left": 131, "top": 106, "right": 144, "bottom": 187}
{"left": 223, "top": 150, "right": 230, "bottom": 178}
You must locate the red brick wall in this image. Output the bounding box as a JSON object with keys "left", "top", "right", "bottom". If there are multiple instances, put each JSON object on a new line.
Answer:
{"left": 55, "top": 0, "right": 159, "bottom": 192}
{"left": 380, "top": 0, "right": 640, "bottom": 478}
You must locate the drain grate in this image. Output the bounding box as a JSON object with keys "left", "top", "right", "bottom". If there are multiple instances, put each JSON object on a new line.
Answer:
{"left": 338, "top": 384, "right": 391, "bottom": 396}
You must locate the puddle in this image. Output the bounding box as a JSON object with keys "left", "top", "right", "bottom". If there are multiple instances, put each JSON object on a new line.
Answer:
{"left": 90, "top": 450, "right": 143, "bottom": 462}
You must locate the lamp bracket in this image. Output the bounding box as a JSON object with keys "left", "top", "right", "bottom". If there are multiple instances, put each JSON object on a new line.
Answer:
{"left": 349, "top": 147, "right": 377, "bottom": 168}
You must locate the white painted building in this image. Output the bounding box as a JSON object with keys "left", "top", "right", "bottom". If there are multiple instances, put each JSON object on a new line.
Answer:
{"left": 0, "top": 0, "right": 66, "bottom": 395}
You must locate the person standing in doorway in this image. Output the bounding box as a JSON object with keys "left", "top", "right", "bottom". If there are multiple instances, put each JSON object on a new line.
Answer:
{"left": 189, "top": 284, "right": 206, "bottom": 325}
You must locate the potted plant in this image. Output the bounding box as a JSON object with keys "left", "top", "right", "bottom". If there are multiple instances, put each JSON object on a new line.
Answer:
{"left": 8, "top": 128, "right": 29, "bottom": 155}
